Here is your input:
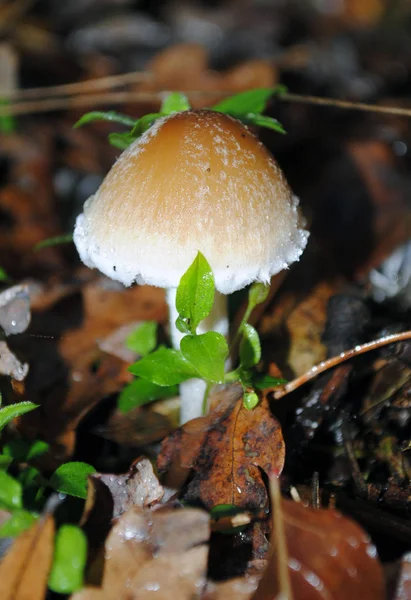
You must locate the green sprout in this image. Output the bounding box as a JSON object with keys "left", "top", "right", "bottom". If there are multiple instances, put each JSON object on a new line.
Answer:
{"left": 75, "top": 87, "right": 287, "bottom": 149}
{"left": 126, "top": 252, "right": 285, "bottom": 414}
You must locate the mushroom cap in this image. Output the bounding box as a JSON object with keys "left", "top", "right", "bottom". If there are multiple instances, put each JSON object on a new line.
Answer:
{"left": 74, "top": 110, "right": 308, "bottom": 294}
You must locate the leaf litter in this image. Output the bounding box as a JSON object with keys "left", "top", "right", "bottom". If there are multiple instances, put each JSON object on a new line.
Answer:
{"left": 2, "top": 1, "right": 411, "bottom": 598}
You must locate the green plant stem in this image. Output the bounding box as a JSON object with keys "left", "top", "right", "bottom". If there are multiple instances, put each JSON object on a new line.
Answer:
{"left": 230, "top": 304, "right": 253, "bottom": 356}
{"left": 202, "top": 382, "right": 212, "bottom": 415}
{"left": 224, "top": 369, "right": 241, "bottom": 383}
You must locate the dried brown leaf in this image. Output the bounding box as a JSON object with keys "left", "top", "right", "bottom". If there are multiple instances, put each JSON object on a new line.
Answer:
{"left": 73, "top": 506, "right": 209, "bottom": 600}
{"left": 253, "top": 484, "right": 386, "bottom": 600}
{"left": 0, "top": 515, "right": 54, "bottom": 600}
{"left": 96, "top": 456, "right": 164, "bottom": 518}
{"left": 158, "top": 385, "right": 285, "bottom": 511}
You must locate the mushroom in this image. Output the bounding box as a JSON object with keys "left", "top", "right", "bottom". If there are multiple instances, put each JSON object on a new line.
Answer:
{"left": 74, "top": 109, "right": 309, "bottom": 422}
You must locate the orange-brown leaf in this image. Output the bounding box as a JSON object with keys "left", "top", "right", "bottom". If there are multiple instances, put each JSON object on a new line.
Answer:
{"left": 253, "top": 494, "right": 386, "bottom": 600}
{"left": 158, "top": 385, "right": 285, "bottom": 510}
{"left": 0, "top": 515, "right": 55, "bottom": 600}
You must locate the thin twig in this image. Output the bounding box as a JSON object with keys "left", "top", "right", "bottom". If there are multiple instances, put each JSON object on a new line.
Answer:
{"left": 0, "top": 89, "right": 229, "bottom": 117}
{"left": 269, "top": 330, "right": 411, "bottom": 399}
{"left": 3, "top": 71, "right": 152, "bottom": 100}
{"left": 3, "top": 85, "right": 411, "bottom": 119}
{"left": 281, "top": 91, "right": 411, "bottom": 118}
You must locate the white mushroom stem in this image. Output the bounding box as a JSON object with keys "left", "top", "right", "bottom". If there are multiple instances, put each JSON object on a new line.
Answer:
{"left": 166, "top": 288, "right": 229, "bottom": 424}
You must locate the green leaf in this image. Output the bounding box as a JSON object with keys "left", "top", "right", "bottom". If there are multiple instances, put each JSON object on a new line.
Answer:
{"left": 253, "top": 374, "right": 287, "bottom": 390}
{"left": 4, "top": 439, "right": 48, "bottom": 462}
{"left": 0, "top": 455, "right": 12, "bottom": 470}
{"left": 243, "top": 391, "right": 259, "bottom": 410}
{"left": 0, "top": 402, "right": 38, "bottom": 433}
{"left": 48, "top": 525, "right": 87, "bottom": 594}
{"left": 108, "top": 131, "right": 137, "bottom": 149}
{"left": 0, "top": 99, "right": 16, "bottom": 134}
{"left": 248, "top": 282, "right": 270, "bottom": 310}
{"left": 239, "top": 324, "right": 261, "bottom": 369}
{"left": 118, "top": 378, "right": 177, "bottom": 413}
{"left": 129, "top": 346, "right": 198, "bottom": 385}
{"left": 0, "top": 510, "right": 37, "bottom": 538}
{"left": 0, "top": 471, "right": 22, "bottom": 509}
{"left": 74, "top": 111, "right": 137, "bottom": 129}
{"left": 176, "top": 252, "right": 215, "bottom": 334}
{"left": 242, "top": 113, "right": 286, "bottom": 134}
{"left": 0, "top": 267, "right": 9, "bottom": 282}
{"left": 161, "top": 92, "right": 190, "bottom": 114}
{"left": 180, "top": 332, "right": 228, "bottom": 383}
{"left": 34, "top": 233, "right": 73, "bottom": 251}
{"left": 49, "top": 462, "right": 96, "bottom": 499}
{"left": 175, "top": 315, "right": 191, "bottom": 334}
{"left": 212, "top": 86, "right": 286, "bottom": 117}
{"left": 126, "top": 321, "right": 158, "bottom": 357}
{"left": 131, "top": 113, "right": 162, "bottom": 137}
{"left": 26, "top": 440, "right": 49, "bottom": 461}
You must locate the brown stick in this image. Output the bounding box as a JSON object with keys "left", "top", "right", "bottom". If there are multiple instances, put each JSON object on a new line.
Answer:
{"left": 3, "top": 71, "right": 152, "bottom": 100}
{"left": 3, "top": 86, "right": 411, "bottom": 118}
{"left": 269, "top": 330, "right": 411, "bottom": 399}
{"left": 280, "top": 91, "right": 411, "bottom": 118}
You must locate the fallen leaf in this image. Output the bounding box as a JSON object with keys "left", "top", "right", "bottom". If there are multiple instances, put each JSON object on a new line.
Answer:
{"left": 96, "top": 456, "right": 164, "bottom": 518}
{"left": 158, "top": 385, "right": 285, "bottom": 511}
{"left": 0, "top": 340, "right": 29, "bottom": 381}
{"left": 16, "top": 273, "right": 168, "bottom": 463}
{"left": 0, "top": 514, "right": 55, "bottom": 600}
{"left": 389, "top": 551, "right": 411, "bottom": 600}
{"left": 260, "top": 279, "right": 343, "bottom": 377}
{"left": 0, "top": 284, "right": 31, "bottom": 336}
{"left": 73, "top": 506, "right": 209, "bottom": 600}
{"left": 253, "top": 480, "right": 386, "bottom": 600}
{"left": 204, "top": 576, "right": 260, "bottom": 600}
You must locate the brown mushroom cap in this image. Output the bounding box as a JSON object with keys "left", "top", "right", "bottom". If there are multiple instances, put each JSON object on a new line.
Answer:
{"left": 74, "top": 110, "right": 308, "bottom": 293}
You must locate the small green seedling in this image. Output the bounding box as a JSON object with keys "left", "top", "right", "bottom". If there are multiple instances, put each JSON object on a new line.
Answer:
{"left": 127, "top": 252, "right": 284, "bottom": 413}
{"left": 75, "top": 87, "right": 287, "bottom": 149}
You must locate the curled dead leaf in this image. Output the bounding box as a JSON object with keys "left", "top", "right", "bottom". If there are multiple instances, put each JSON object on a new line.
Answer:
{"left": 0, "top": 515, "right": 54, "bottom": 600}
{"left": 95, "top": 456, "right": 164, "bottom": 518}
{"left": 252, "top": 478, "right": 386, "bottom": 600}
{"left": 73, "top": 506, "right": 209, "bottom": 600}
{"left": 158, "top": 385, "right": 285, "bottom": 511}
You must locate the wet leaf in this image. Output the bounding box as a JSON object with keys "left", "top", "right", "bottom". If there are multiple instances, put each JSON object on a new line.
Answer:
{"left": 107, "top": 131, "right": 137, "bottom": 150}
{"left": 3, "top": 439, "right": 49, "bottom": 462}
{"left": 126, "top": 321, "right": 158, "bottom": 357}
{"left": 117, "top": 378, "right": 177, "bottom": 413}
{"left": 74, "top": 111, "right": 137, "bottom": 129}
{"left": 240, "top": 324, "right": 261, "bottom": 368}
{"left": 48, "top": 525, "right": 87, "bottom": 594}
{"left": 49, "top": 462, "right": 96, "bottom": 499}
{"left": 176, "top": 251, "right": 215, "bottom": 334}
{"left": 0, "top": 515, "right": 54, "bottom": 600}
{"left": 96, "top": 456, "right": 164, "bottom": 518}
{"left": 0, "top": 284, "right": 31, "bottom": 336}
{"left": 242, "top": 113, "right": 286, "bottom": 134}
{"left": 161, "top": 92, "right": 190, "bottom": 114}
{"left": 0, "top": 402, "right": 38, "bottom": 433}
{"left": 180, "top": 332, "right": 228, "bottom": 383}
{"left": 0, "top": 471, "right": 22, "bottom": 510}
{"left": 253, "top": 481, "right": 386, "bottom": 600}
{"left": 158, "top": 385, "right": 285, "bottom": 510}
{"left": 73, "top": 506, "right": 209, "bottom": 600}
{"left": 212, "top": 87, "right": 284, "bottom": 117}
{"left": 0, "top": 510, "right": 37, "bottom": 538}
{"left": 129, "top": 346, "right": 198, "bottom": 385}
